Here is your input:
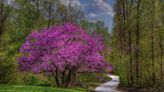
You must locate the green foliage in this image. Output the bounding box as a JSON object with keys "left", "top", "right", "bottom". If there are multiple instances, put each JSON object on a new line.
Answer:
{"left": 112, "top": 0, "right": 164, "bottom": 90}
{"left": 21, "top": 74, "right": 48, "bottom": 86}
{"left": 109, "top": 50, "right": 129, "bottom": 86}
{"left": 0, "top": 85, "right": 86, "bottom": 92}
{"left": 0, "top": 0, "right": 111, "bottom": 90}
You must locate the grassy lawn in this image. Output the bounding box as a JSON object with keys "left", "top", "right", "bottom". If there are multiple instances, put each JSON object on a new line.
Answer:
{"left": 0, "top": 85, "right": 86, "bottom": 92}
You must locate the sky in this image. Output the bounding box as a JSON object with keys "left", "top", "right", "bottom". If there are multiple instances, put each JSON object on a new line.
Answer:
{"left": 60, "top": 0, "right": 115, "bottom": 31}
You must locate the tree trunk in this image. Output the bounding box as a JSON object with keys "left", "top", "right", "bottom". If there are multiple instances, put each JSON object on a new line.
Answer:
{"left": 48, "top": 2, "right": 52, "bottom": 27}
{"left": 128, "top": 28, "right": 134, "bottom": 85}
{"left": 64, "top": 67, "right": 76, "bottom": 88}
{"left": 135, "top": 0, "right": 141, "bottom": 86}
{"left": 54, "top": 68, "right": 61, "bottom": 87}
{"left": 159, "top": 36, "right": 163, "bottom": 79}
{"left": 151, "top": 0, "right": 155, "bottom": 84}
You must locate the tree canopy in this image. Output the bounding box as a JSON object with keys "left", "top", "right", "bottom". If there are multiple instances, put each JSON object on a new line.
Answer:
{"left": 19, "top": 23, "right": 109, "bottom": 87}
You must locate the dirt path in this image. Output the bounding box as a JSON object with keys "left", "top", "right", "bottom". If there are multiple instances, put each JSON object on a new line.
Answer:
{"left": 95, "top": 75, "right": 122, "bottom": 92}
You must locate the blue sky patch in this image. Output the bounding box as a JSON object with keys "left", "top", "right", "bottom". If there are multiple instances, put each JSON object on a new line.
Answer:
{"left": 60, "top": 0, "right": 115, "bottom": 31}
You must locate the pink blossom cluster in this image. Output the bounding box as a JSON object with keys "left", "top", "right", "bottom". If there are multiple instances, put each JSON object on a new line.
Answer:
{"left": 19, "top": 23, "right": 109, "bottom": 74}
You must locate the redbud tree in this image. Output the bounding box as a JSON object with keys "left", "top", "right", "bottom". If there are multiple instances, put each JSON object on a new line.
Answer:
{"left": 19, "top": 23, "right": 109, "bottom": 87}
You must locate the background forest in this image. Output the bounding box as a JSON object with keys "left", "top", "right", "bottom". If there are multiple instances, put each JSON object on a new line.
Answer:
{"left": 111, "top": 0, "right": 164, "bottom": 92}
{"left": 0, "top": 0, "right": 164, "bottom": 92}
{"left": 0, "top": 0, "right": 110, "bottom": 92}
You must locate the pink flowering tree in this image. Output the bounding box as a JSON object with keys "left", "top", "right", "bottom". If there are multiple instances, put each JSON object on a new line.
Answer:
{"left": 19, "top": 23, "right": 109, "bottom": 87}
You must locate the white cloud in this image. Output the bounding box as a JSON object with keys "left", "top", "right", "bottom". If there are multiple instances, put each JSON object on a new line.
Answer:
{"left": 88, "top": 13, "right": 97, "bottom": 17}
{"left": 59, "top": 0, "right": 114, "bottom": 31}
{"left": 95, "top": 0, "right": 114, "bottom": 17}
{"left": 87, "top": 13, "right": 106, "bottom": 18}
{"left": 60, "top": 0, "right": 115, "bottom": 18}
{"left": 60, "top": 0, "right": 81, "bottom": 6}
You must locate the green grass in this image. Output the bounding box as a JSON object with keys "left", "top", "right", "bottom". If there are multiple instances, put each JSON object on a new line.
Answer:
{"left": 0, "top": 85, "right": 86, "bottom": 92}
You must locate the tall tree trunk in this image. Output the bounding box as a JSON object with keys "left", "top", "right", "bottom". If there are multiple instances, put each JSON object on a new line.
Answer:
{"left": 128, "top": 0, "right": 134, "bottom": 86}
{"left": 151, "top": 0, "right": 155, "bottom": 84}
{"left": 48, "top": 2, "right": 52, "bottom": 27}
{"left": 135, "top": 0, "right": 141, "bottom": 86}
{"left": 0, "top": 0, "right": 4, "bottom": 43}
{"left": 121, "top": 0, "right": 127, "bottom": 51}
{"left": 128, "top": 28, "right": 134, "bottom": 85}
{"left": 159, "top": 36, "right": 163, "bottom": 79}
{"left": 0, "top": 0, "right": 11, "bottom": 44}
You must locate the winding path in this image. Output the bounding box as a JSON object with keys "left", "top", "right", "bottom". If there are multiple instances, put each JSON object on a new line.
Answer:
{"left": 95, "top": 75, "right": 122, "bottom": 92}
